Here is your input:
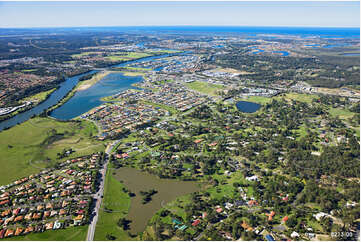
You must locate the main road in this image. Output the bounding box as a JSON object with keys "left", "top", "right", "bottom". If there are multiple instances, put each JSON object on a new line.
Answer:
{"left": 86, "top": 140, "right": 121, "bottom": 241}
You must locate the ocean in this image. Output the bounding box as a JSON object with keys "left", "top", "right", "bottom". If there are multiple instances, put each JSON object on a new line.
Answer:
{"left": 0, "top": 26, "right": 359, "bottom": 39}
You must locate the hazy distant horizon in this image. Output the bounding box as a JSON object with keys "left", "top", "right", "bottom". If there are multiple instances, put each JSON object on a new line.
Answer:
{"left": 0, "top": 25, "right": 360, "bottom": 29}
{"left": 0, "top": 1, "right": 359, "bottom": 28}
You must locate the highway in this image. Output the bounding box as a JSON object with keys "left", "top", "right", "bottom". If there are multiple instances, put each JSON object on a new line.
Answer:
{"left": 86, "top": 140, "right": 120, "bottom": 241}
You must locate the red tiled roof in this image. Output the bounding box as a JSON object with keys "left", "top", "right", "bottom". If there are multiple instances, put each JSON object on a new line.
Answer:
{"left": 192, "top": 219, "right": 201, "bottom": 226}
{"left": 216, "top": 207, "right": 223, "bottom": 213}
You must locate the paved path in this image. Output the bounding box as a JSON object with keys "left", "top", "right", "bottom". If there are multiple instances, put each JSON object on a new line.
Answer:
{"left": 86, "top": 140, "right": 119, "bottom": 241}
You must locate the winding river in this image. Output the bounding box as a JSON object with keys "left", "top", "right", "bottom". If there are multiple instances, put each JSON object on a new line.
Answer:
{"left": 0, "top": 54, "right": 172, "bottom": 131}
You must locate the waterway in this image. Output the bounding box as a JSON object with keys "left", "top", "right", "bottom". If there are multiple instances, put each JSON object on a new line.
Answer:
{"left": 0, "top": 54, "right": 172, "bottom": 131}
{"left": 236, "top": 101, "right": 261, "bottom": 113}
{"left": 251, "top": 48, "right": 265, "bottom": 54}
{"left": 0, "top": 71, "right": 96, "bottom": 131}
{"left": 113, "top": 167, "right": 201, "bottom": 234}
{"left": 272, "top": 51, "right": 289, "bottom": 56}
{"left": 50, "top": 73, "right": 143, "bottom": 120}
{"left": 249, "top": 48, "right": 289, "bottom": 56}
{"left": 342, "top": 53, "right": 359, "bottom": 56}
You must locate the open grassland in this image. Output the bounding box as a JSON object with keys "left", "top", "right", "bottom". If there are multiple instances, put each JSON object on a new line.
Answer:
{"left": 316, "top": 87, "right": 360, "bottom": 96}
{"left": 73, "top": 51, "right": 153, "bottom": 62}
{"left": 0, "top": 117, "right": 104, "bottom": 185}
{"left": 21, "top": 69, "right": 37, "bottom": 72}
{"left": 106, "top": 52, "right": 152, "bottom": 62}
{"left": 5, "top": 225, "right": 88, "bottom": 241}
{"left": 278, "top": 92, "right": 318, "bottom": 104}
{"left": 141, "top": 100, "right": 178, "bottom": 115}
{"left": 94, "top": 166, "right": 132, "bottom": 241}
{"left": 213, "top": 67, "right": 254, "bottom": 75}
{"left": 328, "top": 107, "right": 355, "bottom": 120}
{"left": 21, "top": 88, "right": 57, "bottom": 103}
{"left": 185, "top": 81, "right": 224, "bottom": 96}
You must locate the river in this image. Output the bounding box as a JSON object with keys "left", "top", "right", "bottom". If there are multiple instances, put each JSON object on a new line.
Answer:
{"left": 0, "top": 54, "right": 172, "bottom": 131}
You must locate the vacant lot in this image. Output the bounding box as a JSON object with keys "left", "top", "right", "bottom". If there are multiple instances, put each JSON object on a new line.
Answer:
{"left": 185, "top": 81, "right": 224, "bottom": 96}
{"left": 106, "top": 52, "right": 152, "bottom": 62}
{"left": 0, "top": 117, "right": 104, "bottom": 185}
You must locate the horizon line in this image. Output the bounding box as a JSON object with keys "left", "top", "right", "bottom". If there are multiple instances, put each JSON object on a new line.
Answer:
{"left": 0, "top": 25, "right": 360, "bottom": 29}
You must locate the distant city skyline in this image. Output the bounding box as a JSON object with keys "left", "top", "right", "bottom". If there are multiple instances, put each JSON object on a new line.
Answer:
{"left": 0, "top": 1, "right": 359, "bottom": 28}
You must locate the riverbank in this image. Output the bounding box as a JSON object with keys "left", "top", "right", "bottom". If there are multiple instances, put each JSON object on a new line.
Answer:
{"left": 76, "top": 71, "right": 112, "bottom": 91}
{"left": 0, "top": 52, "right": 178, "bottom": 131}
{"left": 46, "top": 79, "right": 90, "bottom": 115}
{"left": 0, "top": 88, "right": 56, "bottom": 122}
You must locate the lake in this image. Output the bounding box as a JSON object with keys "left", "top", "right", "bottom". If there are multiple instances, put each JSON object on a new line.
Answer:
{"left": 249, "top": 48, "right": 289, "bottom": 56}
{"left": 50, "top": 72, "right": 143, "bottom": 120}
{"left": 50, "top": 54, "right": 175, "bottom": 120}
{"left": 236, "top": 101, "right": 261, "bottom": 113}
{"left": 273, "top": 51, "right": 289, "bottom": 56}
{"left": 251, "top": 48, "right": 264, "bottom": 54}
{"left": 113, "top": 167, "right": 201, "bottom": 234}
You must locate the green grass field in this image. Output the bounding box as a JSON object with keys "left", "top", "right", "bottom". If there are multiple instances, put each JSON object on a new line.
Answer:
{"left": 0, "top": 117, "right": 104, "bottom": 186}
{"left": 185, "top": 81, "right": 224, "bottom": 96}
{"left": 141, "top": 100, "right": 178, "bottom": 115}
{"left": 4, "top": 225, "right": 88, "bottom": 241}
{"left": 278, "top": 93, "right": 318, "bottom": 104}
{"left": 328, "top": 107, "right": 354, "bottom": 120}
{"left": 21, "top": 69, "right": 37, "bottom": 72}
{"left": 21, "top": 88, "right": 57, "bottom": 103}
{"left": 106, "top": 52, "right": 152, "bottom": 62}
{"left": 94, "top": 166, "right": 132, "bottom": 241}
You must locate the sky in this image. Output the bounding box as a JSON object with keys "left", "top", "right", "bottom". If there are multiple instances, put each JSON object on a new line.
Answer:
{"left": 0, "top": 1, "right": 359, "bottom": 28}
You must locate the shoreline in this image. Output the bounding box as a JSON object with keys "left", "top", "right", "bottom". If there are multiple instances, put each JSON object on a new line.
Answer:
{"left": 0, "top": 52, "right": 180, "bottom": 131}
{"left": 76, "top": 71, "right": 113, "bottom": 91}
{"left": 0, "top": 88, "right": 57, "bottom": 122}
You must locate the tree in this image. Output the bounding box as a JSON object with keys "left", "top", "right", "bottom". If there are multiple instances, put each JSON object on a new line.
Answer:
{"left": 106, "top": 234, "right": 116, "bottom": 240}
{"left": 117, "top": 218, "right": 131, "bottom": 230}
